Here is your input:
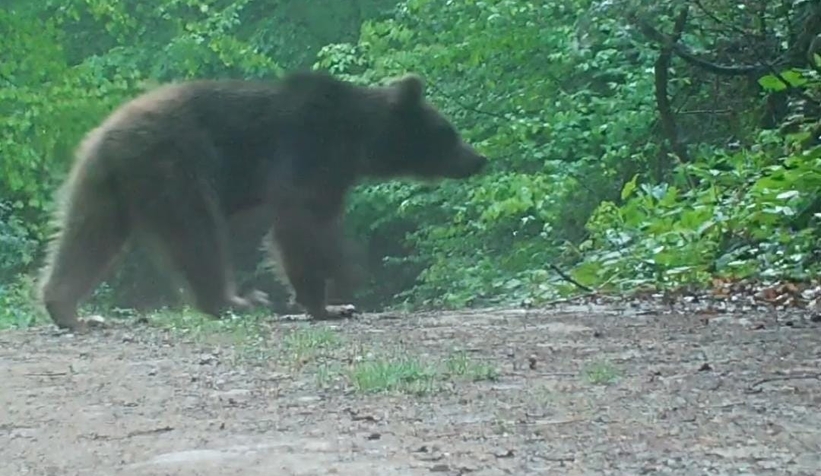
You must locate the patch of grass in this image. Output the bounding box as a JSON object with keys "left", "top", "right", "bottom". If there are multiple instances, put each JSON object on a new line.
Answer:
{"left": 445, "top": 351, "right": 499, "bottom": 382}
{"left": 147, "top": 306, "right": 276, "bottom": 357}
{"left": 348, "top": 355, "right": 439, "bottom": 395}
{"left": 149, "top": 306, "right": 263, "bottom": 336}
{"left": 148, "top": 308, "right": 346, "bottom": 367}
{"left": 582, "top": 360, "right": 620, "bottom": 385}
{"left": 143, "top": 308, "right": 502, "bottom": 396}
{"left": 315, "top": 361, "right": 346, "bottom": 389}
{"left": 282, "top": 324, "right": 342, "bottom": 366}
{"left": 346, "top": 348, "right": 499, "bottom": 395}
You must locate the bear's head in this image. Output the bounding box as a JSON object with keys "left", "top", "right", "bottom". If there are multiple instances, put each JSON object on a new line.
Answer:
{"left": 366, "top": 74, "right": 488, "bottom": 180}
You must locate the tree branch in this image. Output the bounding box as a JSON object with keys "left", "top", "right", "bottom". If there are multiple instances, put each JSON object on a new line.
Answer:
{"left": 630, "top": 14, "right": 777, "bottom": 77}
{"left": 654, "top": 7, "right": 691, "bottom": 163}
{"left": 549, "top": 264, "right": 593, "bottom": 292}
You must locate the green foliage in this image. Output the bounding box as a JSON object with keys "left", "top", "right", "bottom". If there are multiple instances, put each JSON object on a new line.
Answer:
{"left": 0, "top": 0, "right": 291, "bottom": 242}
{"left": 0, "top": 275, "right": 44, "bottom": 330}
{"left": 318, "top": 0, "right": 663, "bottom": 307}
{"left": 575, "top": 61, "right": 821, "bottom": 290}
{"left": 0, "top": 202, "right": 37, "bottom": 280}
{"left": 578, "top": 130, "right": 821, "bottom": 289}
{"left": 2, "top": 0, "right": 820, "bottom": 320}
{"left": 758, "top": 70, "right": 808, "bottom": 92}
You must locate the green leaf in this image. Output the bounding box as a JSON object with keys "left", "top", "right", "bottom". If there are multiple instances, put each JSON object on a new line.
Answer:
{"left": 621, "top": 174, "right": 638, "bottom": 201}
{"left": 758, "top": 74, "right": 787, "bottom": 92}
{"left": 780, "top": 69, "right": 807, "bottom": 88}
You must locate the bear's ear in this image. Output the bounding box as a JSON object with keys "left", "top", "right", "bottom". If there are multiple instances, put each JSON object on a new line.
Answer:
{"left": 388, "top": 74, "right": 425, "bottom": 107}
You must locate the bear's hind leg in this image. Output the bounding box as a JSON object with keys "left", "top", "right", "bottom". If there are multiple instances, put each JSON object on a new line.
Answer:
{"left": 136, "top": 178, "right": 268, "bottom": 318}
{"left": 39, "top": 173, "right": 130, "bottom": 331}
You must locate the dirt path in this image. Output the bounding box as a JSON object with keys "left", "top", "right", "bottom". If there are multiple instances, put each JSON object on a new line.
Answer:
{"left": 1, "top": 304, "right": 819, "bottom": 475}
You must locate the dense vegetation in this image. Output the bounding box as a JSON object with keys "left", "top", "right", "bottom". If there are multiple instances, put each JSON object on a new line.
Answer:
{"left": 2, "top": 0, "right": 821, "bottom": 326}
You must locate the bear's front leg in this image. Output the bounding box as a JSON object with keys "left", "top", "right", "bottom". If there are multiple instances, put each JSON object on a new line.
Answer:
{"left": 268, "top": 204, "right": 359, "bottom": 320}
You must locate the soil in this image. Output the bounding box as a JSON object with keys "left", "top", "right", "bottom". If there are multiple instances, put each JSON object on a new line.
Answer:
{"left": 1, "top": 303, "right": 819, "bottom": 475}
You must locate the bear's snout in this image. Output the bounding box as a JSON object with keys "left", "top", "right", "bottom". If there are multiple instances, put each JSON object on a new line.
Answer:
{"left": 445, "top": 146, "right": 487, "bottom": 179}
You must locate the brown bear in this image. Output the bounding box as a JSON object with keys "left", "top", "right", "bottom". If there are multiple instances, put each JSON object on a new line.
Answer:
{"left": 37, "top": 70, "right": 487, "bottom": 331}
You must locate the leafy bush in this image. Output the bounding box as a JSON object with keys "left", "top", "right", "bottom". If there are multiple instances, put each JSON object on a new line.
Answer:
{"left": 577, "top": 131, "right": 821, "bottom": 290}
{"left": 0, "top": 274, "right": 43, "bottom": 329}
{"left": 3, "top": 0, "right": 821, "bottom": 320}
{"left": 316, "top": 0, "right": 663, "bottom": 308}
{"left": 0, "top": 202, "right": 37, "bottom": 281}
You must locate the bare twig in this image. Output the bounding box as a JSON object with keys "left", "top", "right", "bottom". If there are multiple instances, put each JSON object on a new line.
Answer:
{"left": 678, "top": 108, "right": 734, "bottom": 115}
{"left": 746, "top": 373, "right": 821, "bottom": 393}
{"left": 631, "top": 8, "right": 821, "bottom": 115}
{"left": 82, "top": 426, "right": 174, "bottom": 441}
{"left": 425, "top": 81, "right": 511, "bottom": 121}
{"left": 127, "top": 426, "right": 174, "bottom": 438}
{"left": 549, "top": 263, "right": 593, "bottom": 292}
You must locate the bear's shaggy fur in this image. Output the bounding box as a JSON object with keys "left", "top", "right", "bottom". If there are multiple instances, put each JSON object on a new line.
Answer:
{"left": 38, "top": 71, "right": 487, "bottom": 330}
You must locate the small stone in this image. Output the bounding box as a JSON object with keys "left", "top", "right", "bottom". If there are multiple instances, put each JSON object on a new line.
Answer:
{"left": 87, "top": 315, "right": 107, "bottom": 327}
{"left": 297, "top": 395, "right": 322, "bottom": 404}
{"left": 494, "top": 449, "right": 514, "bottom": 458}
{"left": 303, "top": 440, "right": 334, "bottom": 452}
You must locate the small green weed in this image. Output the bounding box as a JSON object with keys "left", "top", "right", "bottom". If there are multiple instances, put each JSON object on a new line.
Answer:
{"left": 282, "top": 324, "right": 342, "bottom": 365}
{"left": 346, "top": 348, "right": 499, "bottom": 395}
{"left": 148, "top": 307, "right": 271, "bottom": 360}
{"left": 445, "top": 351, "right": 499, "bottom": 382}
{"left": 147, "top": 306, "right": 272, "bottom": 348}
{"left": 582, "top": 360, "right": 620, "bottom": 385}
{"left": 348, "top": 355, "right": 439, "bottom": 395}
{"left": 315, "top": 362, "right": 346, "bottom": 388}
